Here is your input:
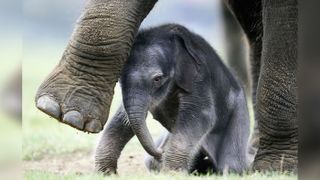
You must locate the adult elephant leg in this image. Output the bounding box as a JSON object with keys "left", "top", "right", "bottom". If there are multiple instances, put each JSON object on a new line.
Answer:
{"left": 253, "top": 0, "right": 298, "bottom": 172}
{"left": 95, "top": 105, "right": 134, "bottom": 175}
{"left": 35, "top": 0, "right": 157, "bottom": 133}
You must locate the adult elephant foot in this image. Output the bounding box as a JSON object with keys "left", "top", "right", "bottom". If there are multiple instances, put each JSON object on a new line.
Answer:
{"left": 253, "top": 145, "right": 298, "bottom": 173}
{"left": 35, "top": 56, "right": 116, "bottom": 133}
{"left": 35, "top": 0, "right": 157, "bottom": 133}
{"left": 252, "top": 80, "right": 298, "bottom": 172}
{"left": 253, "top": 107, "right": 298, "bottom": 172}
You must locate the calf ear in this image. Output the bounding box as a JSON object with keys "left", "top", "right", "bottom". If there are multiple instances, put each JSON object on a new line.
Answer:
{"left": 174, "top": 42, "right": 198, "bottom": 93}
{"left": 172, "top": 26, "right": 203, "bottom": 93}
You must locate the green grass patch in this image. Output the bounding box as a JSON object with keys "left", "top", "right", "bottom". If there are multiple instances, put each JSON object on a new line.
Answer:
{"left": 24, "top": 170, "right": 296, "bottom": 180}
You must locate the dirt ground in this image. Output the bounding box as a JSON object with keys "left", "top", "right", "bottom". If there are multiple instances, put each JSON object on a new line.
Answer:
{"left": 23, "top": 151, "right": 147, "bottom": 176}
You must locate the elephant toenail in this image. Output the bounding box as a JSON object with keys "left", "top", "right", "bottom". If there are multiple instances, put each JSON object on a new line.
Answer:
{"left": 36, "top": 95, "right": 61, "bottom": 119}
{"left": 85, "top": 121, "right": 102, "bottom": 133}
{"left": 63, "top": 111, "right": 84, "bottom": 130}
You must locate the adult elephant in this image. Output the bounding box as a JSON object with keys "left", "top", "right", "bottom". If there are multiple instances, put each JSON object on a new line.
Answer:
{"left": 35, "top": 0, "right": 297, "bottom": 172}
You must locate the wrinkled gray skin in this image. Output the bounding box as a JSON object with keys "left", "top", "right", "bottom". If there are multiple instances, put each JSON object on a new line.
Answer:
{"left": 35, "top": 0, "right": 297, "bottom": 173}
{"left": 95, "top": 24, "right": 250, "bottom": 174}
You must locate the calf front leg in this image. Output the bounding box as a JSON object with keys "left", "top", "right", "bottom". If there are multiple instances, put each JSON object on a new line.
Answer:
{"left": 95, "top": 105, "right": 134, "bottom": 175}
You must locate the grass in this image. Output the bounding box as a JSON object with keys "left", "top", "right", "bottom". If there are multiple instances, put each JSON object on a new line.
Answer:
{"left": 24, "top": 171, "right": 296, "bottom": 180}
{"left": 21, "top": 42, "right": 297, "bottom": 179}
{"left": 0, "top": 112, "right": 21, "bottom": 166}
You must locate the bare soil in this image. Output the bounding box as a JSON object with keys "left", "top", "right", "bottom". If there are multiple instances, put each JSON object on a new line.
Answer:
{"left": 23, "top": 151, "right": 147, "bottom": 176}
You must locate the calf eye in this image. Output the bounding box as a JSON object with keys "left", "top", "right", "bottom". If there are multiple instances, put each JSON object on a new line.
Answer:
{"left": 154, "top": 76, "right": 162, "bottom": 82}
{"left": 153, "top": 75, "right": 163, "bottom": 87}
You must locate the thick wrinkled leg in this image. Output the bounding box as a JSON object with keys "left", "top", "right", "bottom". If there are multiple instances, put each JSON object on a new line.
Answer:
{"left": 253, "top": 0, "right": 298, "bottom": 172}
{"left": 35, "top": 0, "right": 157, "bottom": 133}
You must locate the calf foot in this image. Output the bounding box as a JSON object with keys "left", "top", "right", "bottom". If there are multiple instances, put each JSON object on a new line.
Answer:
{"left": 95, "top": 153, "right": 118, "bottom": 175}
{"left": 97, "top": 166, "right": 117, "bottom": 175}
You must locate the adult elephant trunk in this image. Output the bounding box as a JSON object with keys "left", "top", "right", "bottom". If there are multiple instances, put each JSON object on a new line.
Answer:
{"left": 36, "top": 0, "right": 157, "bottom": 133}
{"left": 123, "top": 91, "right": 162, "bottom": 159}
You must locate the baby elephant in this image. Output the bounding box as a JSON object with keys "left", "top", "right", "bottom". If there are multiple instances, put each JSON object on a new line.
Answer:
{"left": 95, "top": 24, "right": 250, "bottom": 174}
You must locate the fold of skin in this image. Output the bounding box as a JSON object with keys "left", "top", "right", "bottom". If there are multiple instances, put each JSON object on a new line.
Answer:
{"left": 35, "top": 0, "right": 158, "bottom": 133}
